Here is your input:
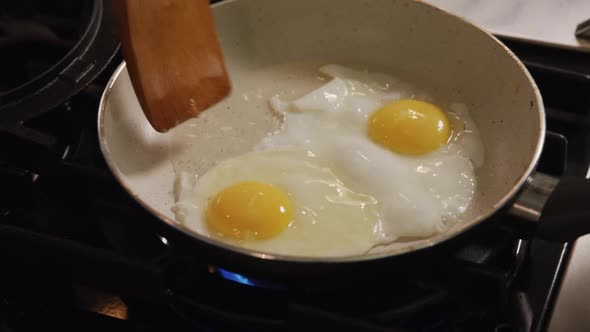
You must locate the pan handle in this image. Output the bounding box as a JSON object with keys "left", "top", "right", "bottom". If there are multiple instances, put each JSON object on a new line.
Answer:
{"left": 508, "top": 173, "right": 590, "bottom": 242}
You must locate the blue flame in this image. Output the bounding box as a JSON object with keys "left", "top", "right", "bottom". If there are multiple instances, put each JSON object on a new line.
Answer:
{"left": 212, "top": 267, "right": 285, "bottom": 289}
{"left": 217, "top": 268, "right": 256, "bottom": 286}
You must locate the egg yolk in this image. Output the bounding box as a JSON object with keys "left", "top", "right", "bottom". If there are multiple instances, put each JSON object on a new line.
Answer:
{"left": 206, "top": 181, "right": 293, "bottom": 240}
{"left": 368, "top": 99, "right": 451, "bottom": 155}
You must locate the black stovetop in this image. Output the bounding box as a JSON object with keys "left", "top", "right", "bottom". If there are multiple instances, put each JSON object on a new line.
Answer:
{"left": 2, "top": 2, "right": 590, "bottom": 332}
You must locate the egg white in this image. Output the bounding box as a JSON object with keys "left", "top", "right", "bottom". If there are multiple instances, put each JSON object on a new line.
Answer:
{"left": 172, "top": 64, "right": 485, "bottom": 256}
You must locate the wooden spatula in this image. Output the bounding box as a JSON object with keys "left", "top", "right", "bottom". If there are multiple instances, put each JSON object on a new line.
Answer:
{"left": 113, "top": 0, "right": 231, "bottom": 132}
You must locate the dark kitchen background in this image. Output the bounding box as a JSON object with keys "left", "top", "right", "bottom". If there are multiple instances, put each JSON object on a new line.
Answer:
{"left": 1, "top": 1, "right": 590, "bottom": 331}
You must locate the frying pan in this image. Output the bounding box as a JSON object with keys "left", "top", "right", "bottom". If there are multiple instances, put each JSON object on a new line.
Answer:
{"left": 98, "top": 0, "right": 590, "bottom": 282}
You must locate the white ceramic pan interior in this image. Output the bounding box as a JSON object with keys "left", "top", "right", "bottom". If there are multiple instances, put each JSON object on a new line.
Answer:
{"left": 98, "top": 0, "right": 544, "bottom": 261}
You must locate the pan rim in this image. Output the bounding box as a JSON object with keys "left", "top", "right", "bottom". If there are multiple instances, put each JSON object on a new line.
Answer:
{"left": 97, "top": 0, "right": 545, "bottom": 264}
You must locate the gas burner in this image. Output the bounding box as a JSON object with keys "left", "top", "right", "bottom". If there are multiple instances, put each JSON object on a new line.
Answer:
{"left": 163, "top": 233, "right": 527, "bottom": 332}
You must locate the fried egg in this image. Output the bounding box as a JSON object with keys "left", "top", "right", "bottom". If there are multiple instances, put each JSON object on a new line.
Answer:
{"left": 174, "top": 150, "right": 381, "bottom": 257}
{"left": 172, "top": 64, "right": 484, "bottom": 257}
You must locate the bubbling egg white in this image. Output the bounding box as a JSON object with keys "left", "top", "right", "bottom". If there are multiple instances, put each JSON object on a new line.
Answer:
{"left": 256, "top": 64, "right": 484, "bottom": 241}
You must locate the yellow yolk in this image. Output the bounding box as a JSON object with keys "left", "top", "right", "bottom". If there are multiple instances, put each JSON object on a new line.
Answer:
{"left": 368, "top": 99, "right": 451, "bottom": 155}
{"left": 206, "top": 181, "right": 293, "bottom": 240}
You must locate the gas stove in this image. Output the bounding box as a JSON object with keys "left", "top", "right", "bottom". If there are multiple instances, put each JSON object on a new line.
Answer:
{"left": 1, "top": 1, "right": 590, "bottom": 332}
